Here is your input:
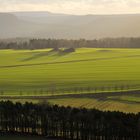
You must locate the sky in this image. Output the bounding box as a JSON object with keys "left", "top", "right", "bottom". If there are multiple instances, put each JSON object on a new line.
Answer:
{"left": 0, "top": 0, "right": 140, "bottom": 15}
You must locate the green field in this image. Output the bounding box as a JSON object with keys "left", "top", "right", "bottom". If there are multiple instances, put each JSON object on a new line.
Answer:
{"left": 0, "top": 48, "right": 140, "bottom": 112}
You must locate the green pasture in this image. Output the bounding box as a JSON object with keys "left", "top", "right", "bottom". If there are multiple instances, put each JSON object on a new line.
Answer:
{"left": 48, "top": 97, "right": 140, "bottom": 113}
{"left": 0, "top": 48, "right": 140, "bottom": 112}
{"left": 108, "top": 95, "right": 140, "bottom": 102}
{"left": 0, "top": 48, "right": 140, "bottom": 96}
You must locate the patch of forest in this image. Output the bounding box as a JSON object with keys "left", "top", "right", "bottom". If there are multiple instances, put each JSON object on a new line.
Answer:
{"left": 0, "top": 101, "right": 139, "bottom": 140}
{"left": 1, "top": 37, "right": 140, "bottom": 50}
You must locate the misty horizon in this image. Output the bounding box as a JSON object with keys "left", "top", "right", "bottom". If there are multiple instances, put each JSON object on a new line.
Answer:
{"left": 0, "top": 0, "right": 140, "bottom": 15}
{"left": 1, "top": 11, "right": 140, "bottom": 16}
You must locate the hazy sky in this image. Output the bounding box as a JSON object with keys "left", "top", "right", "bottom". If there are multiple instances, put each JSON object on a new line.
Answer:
{"left": 1, "top": 0, "right": 140, "bottom": 15}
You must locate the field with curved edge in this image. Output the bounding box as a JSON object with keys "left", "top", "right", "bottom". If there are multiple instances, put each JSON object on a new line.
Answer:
{"left": 0, "top": 48, "right": 140, "bottom": 112}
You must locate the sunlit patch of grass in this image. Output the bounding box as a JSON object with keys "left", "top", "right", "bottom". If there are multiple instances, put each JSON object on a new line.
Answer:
{"left": 108, "top": 95, "right": 140, "bottom": 103}
{"left": 0, "top": 48, "right": 140, "bottom": 112}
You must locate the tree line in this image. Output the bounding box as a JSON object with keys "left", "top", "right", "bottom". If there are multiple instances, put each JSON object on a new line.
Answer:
{"left": 0, "top": 37, "right": 140, "bottom": 50}
{"left": 0, "top": 83, "right": 137, "bottom": 97}
{"left": 0, "top": 101, "right": 139, "bottom": 140}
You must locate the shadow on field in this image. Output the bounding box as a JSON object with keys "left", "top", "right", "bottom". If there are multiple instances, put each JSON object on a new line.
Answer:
{"left": 21, "top": 48, "right": 74, "bottom": 62}
{"left": 22, "top": 50, "right": 54, "bottom": 62}
{"left": 1, "top": 90, "right": 140, "bottom": 104}
{"left": 1, "top": 54, "right": 140, "bottom": 69}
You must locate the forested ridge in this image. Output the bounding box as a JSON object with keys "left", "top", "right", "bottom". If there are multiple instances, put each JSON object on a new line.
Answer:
{"left": 1, "top": 38, "right": 140, "bottom": 50}
{"left": 0, "top": 101, "right": 139, "bottom": 140}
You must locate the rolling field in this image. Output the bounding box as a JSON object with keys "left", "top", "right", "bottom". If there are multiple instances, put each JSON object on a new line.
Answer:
{"left": 0, "top": 48, "right": 140, "bottom": 112}
{"left": 1, "top": 48, "right": 140, "bottom": 94}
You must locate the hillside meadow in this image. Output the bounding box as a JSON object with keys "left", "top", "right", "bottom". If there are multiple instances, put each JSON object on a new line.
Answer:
{"left": 0, "top": 48, "right": 140, "bottom": 112}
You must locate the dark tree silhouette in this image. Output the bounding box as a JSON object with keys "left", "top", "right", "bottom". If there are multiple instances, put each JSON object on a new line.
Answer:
{"left": 1, "top": 37, "right": 140, "bottom": 50}
{"left": 0, "top": 101, "right": 139, "bottom": 140}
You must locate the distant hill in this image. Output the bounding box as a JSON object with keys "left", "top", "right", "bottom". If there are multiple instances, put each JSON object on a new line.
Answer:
{"left": 0, "top": 13, "right": 19, "bottom": 38}
{"left": 12, "top": 11, "right": 68, "bottom": 17}
{"left": 0, "top": 13, "right": 44, "bottom": 38}
{"left": 0, "top": 12, "right": 140, "bottom": 39}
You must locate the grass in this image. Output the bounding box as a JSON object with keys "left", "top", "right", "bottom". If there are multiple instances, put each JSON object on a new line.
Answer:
{"left": 48, "top": 97, "right": 140, "bottom": 113}
{"left": 0, "top": 48, "right": 140, "bottom": 112}
{"left": 108, "top": 95, "right": 140, "bottom": 103}
{"left": 0, "top": 48, "right": 140, "bottom": 95}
